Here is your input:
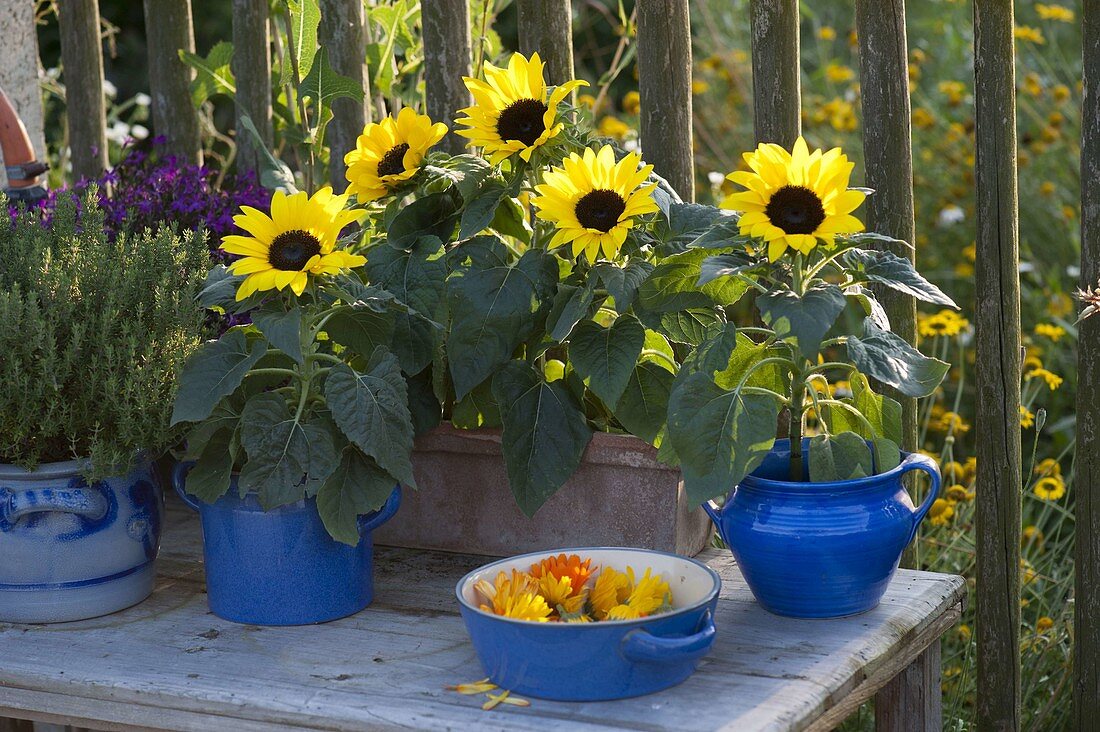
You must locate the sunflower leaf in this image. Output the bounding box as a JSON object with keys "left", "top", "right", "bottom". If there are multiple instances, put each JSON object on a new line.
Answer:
{"left": 594, "top": 259, "right": 654, "bottom": 313}
{"left": 316, "top": 448, "right": 397, "bottom": 546}
{"left": 365, "top": 238, "right": 447, "bottom": 374}
{"left": 697, "top": 252, "right": 756, "bottom": 287}
{"left": 386, "top": 190, "right": 460, "bottom": 249}
{"left": 657, "top": 308, "right": 726, "bottom": 346}
{"left": 547, "top": 279, "right": 597, "bottom": 342}
{"left": 324, "top": 352, "right": 416, "bottom": 488}
{"left": 459, "top": 182, "right": 508, "bottom": 239}
{"left": 324, "top": 306, "right": 395, "bottom": 361}
{"left": 446, "top": 245, "right": 558, "bottom": 399}
{"left": 493, "top": 361, "right": 593, "bottom": 516}
{"left": 639, "top": 249, "right": 750, "bottom": 313}
{"left": 614, "top": 360, "right": 675, "bottom": 444}
{"left": 568, "top": 315, "right": 645, "bottom": 408}
{"left": 171, "top": 329, "right": 267, "bottom": 425}
{"left": 252, "top": 303, "right": 304, "bottom": 364}
{"left": 181, "top": 432, "right": 234, "bottom": 504}
{"left": 847, "top": 318, "right": 951, "bottom": 398}
{"left": 808, "top": 433, "right": 873, "bottom": 483}
{"left": 756, "top": 282, "right": 847, "bottom": 360}
{"left": 667, "top": 372, "right": 782, "bottom": 505}
{"left": 841, "top": 248, "right": 958, "bottom": 308}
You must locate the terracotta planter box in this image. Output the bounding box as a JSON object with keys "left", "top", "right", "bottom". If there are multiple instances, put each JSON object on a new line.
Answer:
{"left": 374, "top": 424, "right": 713, "bottom": 557}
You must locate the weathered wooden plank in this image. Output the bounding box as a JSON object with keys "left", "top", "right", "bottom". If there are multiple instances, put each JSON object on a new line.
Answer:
{"left": 973, "top": 0, "right": 1023, "bottom": 728}
{"left": 0, "top": 0, "right": 47, "bottom": 189}
{"left": 855, "top": 0, "right": 918, "bottom": 456}
{"left": 637, "top": 0, "right": 694, "bottom": 202}
{"left": 749, "top": 0, "right": 801, "bottom": 146}
{"left": 142, "top": 0, "right": 202, "bottom": 164}
{"left": 231, "top": 0, "right": 272, "bottom": 175}
{"left": 873, "top": 639, "right": 941, "bottom": 731}
{"left": 320, "top": 0, "right": 370, "bottom": 188}
{"left": 0, "top": 717, "right": 32, "bottom": 732}
{"left": 57, "top": 0, "right": 107, "bottom": 180}
{"left": 0, "top": 499, "right": 965, "bottom": 732}
{"left": 422, "top": 0, "right": 471, "bottom": 153}
{"left": 1076, "top": 0, "right": 1100, "bottom": 727}
{"left": 516, "top": 0, "right": 574, "bottom": 89}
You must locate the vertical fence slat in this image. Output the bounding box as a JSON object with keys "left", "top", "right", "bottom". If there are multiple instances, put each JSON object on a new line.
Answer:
{"left": 320, "top": 0, "right": 370, "bottom": 188}
{"left": 0, "top": 0, "right": 47, "bottom": 186}
{"left": 231, "top": 0, "right": 272, "bottom": 175}
{"left": 57, "top": 0, "right": 108, "bottom": 180}
{"left": 142, "top": 0, "right": 203, "bottom": 164}
{"left": 973, "top": 0, "right": 1022, "bottom": 728}
{"left": 637, "top": 0, "right": 693, "bottom": 202}
{"left": 423, "top": 0, "right": 471, "bottom": 153}
{"left": 749, "top": 0, "right": 800, "bottom": 146}
{"left": 854, "top": 2, "right": 918, "bottom": 456}
{"left": 1075, "top": 0, "right": 1100, "bottom": 726}
{"left": 516, "top": 0, "right": 574, "bottom": 88}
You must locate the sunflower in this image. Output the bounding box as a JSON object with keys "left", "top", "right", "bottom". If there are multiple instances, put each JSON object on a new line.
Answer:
{"left": 722, "top": 136, "right": 866, "bottom": 261}
{"left": 222, "top": 188, "right": 365, "bottom": 300}
{"left": 532, "top": 145, "right": 658, "bottom": 262}
{"left": 455, "top": 52, "right": 586, "bottom": 165}
{"left": 344, "top": 108, "right": 448, "bottom": 201}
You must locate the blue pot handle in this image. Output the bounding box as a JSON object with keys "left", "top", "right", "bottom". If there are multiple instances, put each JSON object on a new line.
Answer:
{"left": 701, "top": 499, "right": 724, "bottom": 525}
{"left": 620, "top": 609, "right": 716, "bottom": 664}
{"left": 0, "top": 486, "right": 109, "bottom": 530}
{"left": 900, "top": 452, "right": 941, "bottom": 544}
{"left": 358, "top": 485, "right": 401, "bottom": 535}
{"left": 170, "top": 461, "right": 202, "bottom": 512}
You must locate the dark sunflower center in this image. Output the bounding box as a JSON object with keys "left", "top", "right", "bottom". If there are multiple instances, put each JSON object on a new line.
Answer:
{"left": 269, "top": 230, "right": 322, "bottom": 271}
{"left": 377, "top": 143, "right": 410, "bottom": 177}
{"left": 575, "top": 189, "right": 627, "bottom": 233}
{"left": 496, "top": 98, "right": 548, "bottom": 146}
{"left": 765, "top": 185, "right": 827, "bottom": 235}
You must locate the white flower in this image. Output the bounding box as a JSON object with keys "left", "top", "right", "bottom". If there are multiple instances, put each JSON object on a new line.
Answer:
{"left": 103, "top": 79, "right": 118, "bottom": 99}
{"left": 134, "top": 92, "right": 152, "bottom": 107}
{"left": 1067, "top": 265, "right": 1081, "bottom": 279}
{"left": 937, "top": 205, "right": 965, "bottom": 227}
{"left": 707, "top": 171, "right": 725, "bottom": 186}
{"left": 106, "top": 120, "right": 131, "bottom": 144}
{"left": 130, "top": 124, "right": 149, "bottom": 140}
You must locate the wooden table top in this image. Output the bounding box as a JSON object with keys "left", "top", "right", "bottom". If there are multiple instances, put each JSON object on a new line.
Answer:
{"left": 0, "top": 499, "right": 966, "bottom": 732}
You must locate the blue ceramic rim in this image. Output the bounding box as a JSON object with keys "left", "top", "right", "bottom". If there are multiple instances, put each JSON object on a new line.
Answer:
{"left": 454, "top": 546, "right": 722, "bottom": 628}
{"left": 0, "top": 453, "right": 152, "bottom": 480}
{"left": 738, "top": 438, "right": 925, "bottom": 495}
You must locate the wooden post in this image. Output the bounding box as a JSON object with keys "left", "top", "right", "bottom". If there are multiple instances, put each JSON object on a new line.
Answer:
{"left": 320, "top": 0, "right": 370, "bottom": 189}
{"left": 973, "top": 0, "right": 1022, "bottom": 728}
{"left": 57, "top": 0, "right": 107, "bottom": 180}
{"left": 142, "top": 0, "right": 202, "bottom": 164}
{"left": 1075, "top": 0, "right": 1100, "bottom": 727}
{"left": 750, "top": 0, "right": 800, "bottom": 146}
{"left": 232, "top": 0, "right": 272, "bottom": 176}
{"left": 0, "top": 0, "right": 47, "bottom": 189}
{"left": 422, "top": 0, "right": 471, "bottom": 154}
{"left": 637, "top": 0, "right": 693, "bottom": 202}
{"left": 874, "top": 640, "right": 942, "bottom": 731}
{"left": 516, "top": 0, "right": 574, "bottom": 88}
{"left": 855, "top": 0, "right": 919, "bottom": 564}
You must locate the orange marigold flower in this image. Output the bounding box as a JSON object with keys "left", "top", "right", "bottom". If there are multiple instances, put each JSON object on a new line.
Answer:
{"left": 530, "top": 553, "right": 596, "bottom": 593}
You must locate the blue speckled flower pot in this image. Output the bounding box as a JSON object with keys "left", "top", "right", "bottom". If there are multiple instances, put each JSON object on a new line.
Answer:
{"left": 0, "top": 458, "right": 163, "bottom": 623}
{"left": 172, "top": 463, "right": 400, "bottom": 626}
{"left": 703, "top": 439, "right": 941, "bottom": 618}
{"left": 457, "top": 548, "right": 721, "bottom": 701}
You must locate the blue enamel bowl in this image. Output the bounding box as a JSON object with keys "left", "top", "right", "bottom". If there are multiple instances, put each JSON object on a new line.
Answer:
{"left": 456, "top": 547, "right": 721, "bottom": 701}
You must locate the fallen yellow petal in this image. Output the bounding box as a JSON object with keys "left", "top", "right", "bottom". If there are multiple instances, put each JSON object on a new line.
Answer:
{"left": 499, "top": 694, "right": 531, "bottom": 707}
{"left": 445, "top": 678, "right": 497, "bottom": 695}
{"left": 483, "top": 690, "right": 510, "bottom": 710}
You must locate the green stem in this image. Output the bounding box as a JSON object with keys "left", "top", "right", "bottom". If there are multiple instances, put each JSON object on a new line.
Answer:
{"left": 816, "top": 398, "right": 880, "bottom": 438}
{"left": 641, "top": 348, "right": 678, "bottom": 371}
{"left": 790, "top": 376, "right": 806, "bottom": 481}
{"left": 307, "top": 352, "right": 343, "bottom": 365}
{"left": 245, "top": 368, "right": 300, "bottom": 379}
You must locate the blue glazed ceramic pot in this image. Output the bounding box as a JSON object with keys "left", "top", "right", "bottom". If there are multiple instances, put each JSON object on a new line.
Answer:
{"left": 0, "top": 458, "right": 162, "bottom": 623}
{"left": 703, "top": 438, "right": 941, "bottom": 618}
{"left": 457, "top": 548, "right": 721, "bottom": 701}
{"left": 172, "top": 463, "right": 400, "bottom": 626}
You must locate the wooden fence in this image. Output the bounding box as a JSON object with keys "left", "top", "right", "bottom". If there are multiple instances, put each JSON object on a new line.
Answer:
{"left": 0, "top": 0, "right": 1096, "bottom": 727}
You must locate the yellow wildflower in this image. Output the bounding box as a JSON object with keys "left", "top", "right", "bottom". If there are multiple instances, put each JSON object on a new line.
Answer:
{"left": 1020, "top": 406, "right": 1035, "bottom": 429}
{"left": 1036, "top": 616, "right": 1055, "bottom": 632}
{"left": 597, "top": 115, "right": 631, "bottom": 140}
{"left": 1035, "top": 458, "right": 1061, "bottom": 477}
{"left": 1034, "top": 475, "right": 1066, "bottom": 501}
{"left": 825, "top": 63, "right": 855, "bottom": 83}
{"left": 1014, "top": 25, "right": 1046, "bottom": 44}
{"left": 946, "top": 484, "right": 972, "bottom": 503}
{"left": 622, "top": 90, "right": 641, "bottom": 115}
{"left": 1053, "top": 84, "right": 1071, "bottom": 102}
{"left": 1039, "top": 181, "right": 1056, "bottom": 197}
{"left": 691, "top": 80, "right": 710, "bottom": 95}
{"left": 913, "top": 108, "right": 936, "bottom": 130}
{"left": 1036, "top": 4, "right": 1074, "bottom": 22}
{"left": 963, "top": 457, "right": 978, "bottom": 484}
{"left": 943, "top": 460, "right": 966, "bottom": 483}
{"left": 929, "top": 498, "right": 954, "bottom": 526}
{"left": 1026, "top": 367, "right": 1063, "bottom": 390}
{"left": 1022, "top": 525, "right": 1044, "bottom": 549}
{"left": 1023, "top": 73, "right": 1044, "bottom": 98}
{"left": 938, "top": 80, "right": 967, "bottom": 106}
{"left": 1034, "top": 323, "right": 1065, "bottom": 341}
{"left": 918, "top": 309, "right": 969, "bottom": 337}
{"left": 957, "top": 624, "right": 972, "bottom": 643}
{"left": 1021, "top": 558, "right": 1038, "bottom": 584}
